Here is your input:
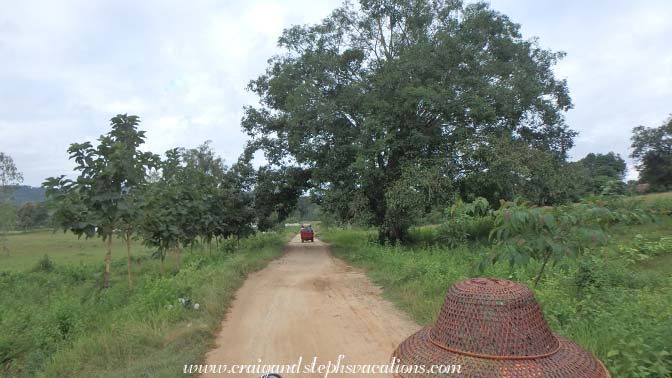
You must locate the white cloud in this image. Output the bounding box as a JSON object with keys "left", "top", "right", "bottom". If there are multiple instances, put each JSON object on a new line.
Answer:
{"left": 0, "top": 0, "right": 670, "bottom": 185}
{"left": 488, "top": 0, "right": 672, "bottom": 180}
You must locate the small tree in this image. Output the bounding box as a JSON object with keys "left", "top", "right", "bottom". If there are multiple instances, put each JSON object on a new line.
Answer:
{"left": 140, "top": 174, "right": 182, "bottom": 274}
{"left": 0, "top": 153, "right": 23, "bottom": 194}
{"left": 181, "top": 142, "right": 227, "bottom": 251}
{"left": 44, "top": 115, "right": 158, "bottom": 288}
{"left": 0, "top": 152, "right": 23, "bottom": 254}
{"left": 141, "top": 149, "right": 197, "bottom": 273}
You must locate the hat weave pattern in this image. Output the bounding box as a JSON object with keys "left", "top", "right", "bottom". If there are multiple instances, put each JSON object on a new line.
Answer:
{"left": 393, "top": 278, "right": 610, "bottom": 378}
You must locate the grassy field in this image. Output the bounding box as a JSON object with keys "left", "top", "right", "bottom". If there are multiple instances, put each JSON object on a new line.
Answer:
{"left": 0, "top": 228, "right": 293, "bottom": 377}
{"left": 1, "top": 231, "right": 151, "bottom": 272}
{"left": 639, "top": 191, "right": 672, "bottom": 201}
{"left": 320, "top": 200, "right": 672, "bottom": 378}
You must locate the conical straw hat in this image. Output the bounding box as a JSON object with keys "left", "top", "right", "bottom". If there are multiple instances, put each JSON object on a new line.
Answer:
{"left": 392, "top": 278, "right": 610, "bottom": 377}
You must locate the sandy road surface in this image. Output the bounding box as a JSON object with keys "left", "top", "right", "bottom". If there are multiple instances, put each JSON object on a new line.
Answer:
{"left": 203, "top": 234, "right": 420, "bottom": 378}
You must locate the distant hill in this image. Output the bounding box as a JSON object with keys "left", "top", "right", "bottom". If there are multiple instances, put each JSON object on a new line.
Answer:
{"left": 0, "top": 185, "right": 46, "bottom": 205}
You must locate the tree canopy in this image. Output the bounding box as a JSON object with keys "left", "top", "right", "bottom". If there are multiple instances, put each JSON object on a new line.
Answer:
{"left": 631, "top": 115, "right": 672, "bottom": 191}
{"left": 243, "top": 0, "right": 575, "bottom": 242}
{"left": 0, "top": 152, "right": 23, "bottom": 252}
{"left": 44, "top": 114, "right": 159, "bottom": 287}
{"left": 0, "top": 152, "right": 23, "bottom": 196}
{"left": 140, "top": 142, "right": 257, "bottom": 272}
{"left": 577, "top": 152, "right": 626, "bottom": 194}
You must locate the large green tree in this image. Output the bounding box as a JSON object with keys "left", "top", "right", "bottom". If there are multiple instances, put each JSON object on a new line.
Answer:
{"left": 243, "top": 0, "right": 574, "bottom": 242}
{"left": 631, "top": 115, "right": 672, "bottom": 190}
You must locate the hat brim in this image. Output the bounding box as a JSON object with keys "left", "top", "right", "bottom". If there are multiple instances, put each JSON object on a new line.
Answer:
{"left": 392, "top": 327, "right": 610, "bottom": 378}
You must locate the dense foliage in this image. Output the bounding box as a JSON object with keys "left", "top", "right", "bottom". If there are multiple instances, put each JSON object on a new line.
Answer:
{"left": 140, "top": 144, "right": 256, "bottom": 272}
{"left": 631, "top": 115, "right": 672, "bottom": 191}
{"left": 243, "top": 0, "right": 576, "bottom": 243}
{"left": 42, "top": 116, "right": 263, "bottom": 287}
{"left": 16, "top": 202, "right": 50, "bottom": 230}
{"left": 43, "top": 115, "right": 160, "bottom": 287}
{"left": 487, "top": 198, "right": 654, "bottom": 285}
{"left": 577, "top": 152, "right": 627, "bottom": 194}
{"left": 409, "top": 195, "right": 663, "bottom": 286}
{"left": 252, "top": 165, "right": 310, "bottom": 231}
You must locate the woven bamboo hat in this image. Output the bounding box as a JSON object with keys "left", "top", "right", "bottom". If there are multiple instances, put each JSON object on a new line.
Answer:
{"left": 393, "top": 278, "right": 610, "bottom": 377}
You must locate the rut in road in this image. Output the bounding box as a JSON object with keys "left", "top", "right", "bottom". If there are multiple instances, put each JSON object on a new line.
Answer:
{"left": 203, "top": 234, "right": 420, "bottom": 377}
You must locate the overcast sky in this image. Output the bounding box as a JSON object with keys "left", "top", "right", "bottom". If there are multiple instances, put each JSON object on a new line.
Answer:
{"left": 1, "top": 0, "right": 670, "bottom": 186}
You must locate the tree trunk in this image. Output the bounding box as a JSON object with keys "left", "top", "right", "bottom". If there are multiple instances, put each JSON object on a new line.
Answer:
{"left": 126, "top": 232, "right": 133, "bottom": 290}
{"left": 160, "top": 253, "right": 165, "bottom": 275}
{"left": 104, "top": 236, "right": 112, "bottom": 288}
{"left": 175, "top": 247, "right": 181, "bottom": 271}
{"left": 377, "top": 227, "right": 387, "bottom": 245}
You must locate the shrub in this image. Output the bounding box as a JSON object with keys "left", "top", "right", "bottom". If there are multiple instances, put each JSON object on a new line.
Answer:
{"left": 31, "top": 255, "right": 55, "bottom": 273}
{"left": 438, "top": 197, "right": 492, "bottom": 246}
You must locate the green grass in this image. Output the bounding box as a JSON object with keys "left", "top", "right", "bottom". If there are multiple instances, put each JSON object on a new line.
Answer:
{"left": 321, "top": 218, "right": 672, "bottom": 378}
{"left": 0, "top": 228, "right": 294, "bottom": 377}
{"left": 639, "top": 191, "right": 672, "bottom": 201}
{"left": 611, "top": 216, "right": 672, "bottom": 276}
{"left": 635, "top": 253, "right": 672, "bottom": 276}
{"left": 1, "top": 230, "right": 151, "bottom": 272}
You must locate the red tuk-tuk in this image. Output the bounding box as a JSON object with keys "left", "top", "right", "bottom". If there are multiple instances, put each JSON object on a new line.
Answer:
{"left": 300, "top": 226, "right": 314, "bottom": 242}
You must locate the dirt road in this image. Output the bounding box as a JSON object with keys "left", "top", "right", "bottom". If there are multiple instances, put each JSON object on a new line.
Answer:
{"left": 203, "top": 234, "right": 420, "bottom": 378}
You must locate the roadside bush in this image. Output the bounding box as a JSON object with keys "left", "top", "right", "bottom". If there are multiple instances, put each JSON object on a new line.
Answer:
{"left": 407, "top": 226, "right": 441, "bottom": 246}
{"left": 31, "top": 255, "right": 55, "bottom": 273}
{"left": 437, "top": 197, "right": 493, "bottom": 246}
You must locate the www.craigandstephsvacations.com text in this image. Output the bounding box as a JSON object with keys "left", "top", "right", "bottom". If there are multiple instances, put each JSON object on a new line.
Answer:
{"left": 184, "top": 355, "right": 461, "bottom": 376}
